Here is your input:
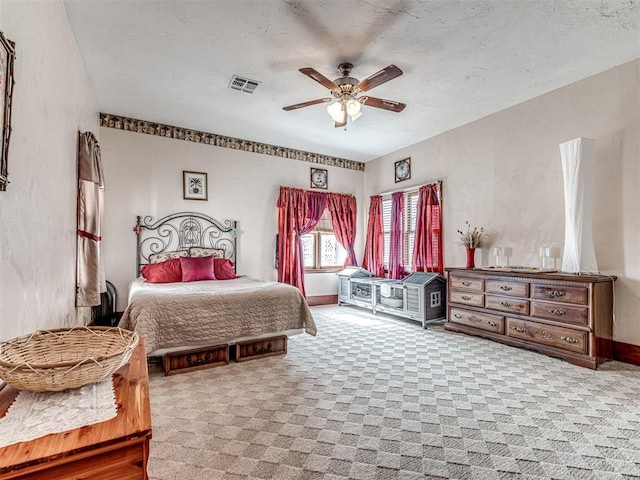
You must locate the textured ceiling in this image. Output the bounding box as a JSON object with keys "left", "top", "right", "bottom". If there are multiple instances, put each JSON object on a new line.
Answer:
{"left": 63, "top": 0, "right": 639, "bottom": 162}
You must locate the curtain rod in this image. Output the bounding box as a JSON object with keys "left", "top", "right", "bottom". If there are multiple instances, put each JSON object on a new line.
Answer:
{"left": 279, "top": 185, "right": 356, "bottom": 197}
{"left": 377, "top": 179, "right": 442, "bottom": 197}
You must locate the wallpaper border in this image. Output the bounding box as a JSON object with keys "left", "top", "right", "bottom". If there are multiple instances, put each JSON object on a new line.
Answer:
{"left": 99, "top": 113, "right": 365, "bottom": 172}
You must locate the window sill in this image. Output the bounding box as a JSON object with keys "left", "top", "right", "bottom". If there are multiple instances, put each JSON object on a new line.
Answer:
{"left": 305, "top": 267, "right": 343, "bottom": 274}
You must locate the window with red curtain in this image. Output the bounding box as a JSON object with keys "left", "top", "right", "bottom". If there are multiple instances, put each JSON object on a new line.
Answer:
{"left": 277, "top": 187, "right": 358, "bottom": 295}
{"left": 373, "top": 182, "right": 442, "bottom": 276}
{"left": 301, "top": 208, "right": 349, "bottom": 271}
{"left": 412, "top": 183, "right": 443, "bottom": 273}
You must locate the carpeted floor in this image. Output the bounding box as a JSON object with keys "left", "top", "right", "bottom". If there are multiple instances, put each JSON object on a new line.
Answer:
{"left": 147, "top": 305, "right": 640, "bottom": 480}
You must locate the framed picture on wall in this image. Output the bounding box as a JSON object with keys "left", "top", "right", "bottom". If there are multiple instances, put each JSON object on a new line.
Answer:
{"left": 0, "top": 31, "right": 16, "bottom": 192}
{"left": 183, "top": 171, "right": 208, "bottom": 200}
{"left": 310, "top": 168, "right": 328, "bottom": 189}
{"left": 394, "top": 158, "right": 411, "bottom": 183}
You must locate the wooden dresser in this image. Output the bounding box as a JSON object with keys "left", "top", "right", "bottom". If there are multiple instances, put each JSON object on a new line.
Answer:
{"left": 445, "top": 268, "right": 615, "bottom": 369}
{"left": 0, "top": 340, "right": 152, "bottom": 479}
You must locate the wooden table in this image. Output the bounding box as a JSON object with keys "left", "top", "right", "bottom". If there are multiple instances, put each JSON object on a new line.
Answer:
{"left": 0, "top": 340, "right": 152, "bottom": 480}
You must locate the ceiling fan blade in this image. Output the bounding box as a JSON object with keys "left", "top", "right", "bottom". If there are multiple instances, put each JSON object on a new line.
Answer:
{"left": 299, "top": 67, "right": 339, "bottom": 92}
{"left": 356, "top": 65, "right": 403, "bottom": 92}
{"left": 334, "top": 120, "right": 347, "bottom": 128}
{"left": 360, "top": 96, "right": 406, "bottom": 112}
{"left": 283, "top": 98, "right": 332, "bottom": 111}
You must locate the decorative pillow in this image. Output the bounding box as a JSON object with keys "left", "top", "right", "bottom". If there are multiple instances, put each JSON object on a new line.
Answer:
{"left": 149, "top": 250, "right": 189, "bottom": 264}
{"left": 189, "top": 247, "right": 225, "bottom": 259}
{"left": 180, "top": 255, "right": 216, "bottom": 282}
{"left": 213, "top": 258, "right": 237, "bottom": 280}
{"left": 140, "top": 258, "right": 182, "bottom": 283}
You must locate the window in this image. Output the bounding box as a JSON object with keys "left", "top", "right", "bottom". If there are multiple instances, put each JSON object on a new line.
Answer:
{"left": 301, "top": 208, "right": 348, "bottom": 271}
{"left": 382, "top": 188, "right": 420, "bottom": 271}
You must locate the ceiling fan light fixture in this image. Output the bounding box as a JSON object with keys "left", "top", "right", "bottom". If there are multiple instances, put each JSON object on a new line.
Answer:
{"left": 346, "top": 98, "right": 362, "bottom": 120}
{"left": 286, "top": 63, "right": 405, "bottom": 128}
{"left": 327, "top": 101, "right": 345, "bottom": 122}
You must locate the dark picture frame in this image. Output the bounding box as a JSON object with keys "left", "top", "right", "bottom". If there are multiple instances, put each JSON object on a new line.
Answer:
{"left": 0, "top": 31, "right": 16, "bottom": 192}
{"left": 183, "top": 171, "right": 208, "bottom": 200}
{"left": 310, "top": 167, "right": 328, "bottom": 190}
{"left": 394, "top": 158, "right": 411, "bottom": 183}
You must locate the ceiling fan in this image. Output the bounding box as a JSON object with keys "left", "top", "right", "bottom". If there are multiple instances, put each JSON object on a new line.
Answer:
{"left": 283, "top": 63, "right": 406, "bottom": 128}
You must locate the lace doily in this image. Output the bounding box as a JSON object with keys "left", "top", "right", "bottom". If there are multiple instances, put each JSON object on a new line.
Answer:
{"left": 0, "top": 377, "right": 117, "bottom": 448}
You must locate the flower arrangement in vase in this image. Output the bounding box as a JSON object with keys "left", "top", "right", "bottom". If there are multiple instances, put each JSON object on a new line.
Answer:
{"left": 457, "top": 221, "right": 486, "bottom": 268}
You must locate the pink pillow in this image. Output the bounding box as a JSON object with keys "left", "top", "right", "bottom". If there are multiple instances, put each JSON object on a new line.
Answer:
{"left": 140, "top": 258, "right": 182, "bottom": 283}
{"left": 213, "top": 258, "right": 238, "bottom": 280}
{"left": 180, "top": 255, "right": 216, "bottom": 282}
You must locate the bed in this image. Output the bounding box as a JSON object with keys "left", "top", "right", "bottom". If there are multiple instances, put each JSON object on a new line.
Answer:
{"left": 119, "top": 212, "right": 316, "bottom": 364}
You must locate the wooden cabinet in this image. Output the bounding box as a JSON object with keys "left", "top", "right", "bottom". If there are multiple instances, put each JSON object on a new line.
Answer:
{"left": 0, "top": 340, "right": 152, "bottom": 479}
{"left": 445, "top": 268, "right": 615, "bottom": 369}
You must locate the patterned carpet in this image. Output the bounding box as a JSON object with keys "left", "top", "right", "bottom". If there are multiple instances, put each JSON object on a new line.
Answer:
{"left": 147, "top": 305, "right": 640, "bottom": 480}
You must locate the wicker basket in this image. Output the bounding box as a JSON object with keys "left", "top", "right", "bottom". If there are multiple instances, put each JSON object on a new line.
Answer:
{"left": 0, "top": 327, "right": 139, "bottom": 392}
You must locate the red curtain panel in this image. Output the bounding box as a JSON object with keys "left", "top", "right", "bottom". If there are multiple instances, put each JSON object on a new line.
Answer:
{"left": 362, "top": 195, "right": 385, "bottom": 277}
{"left": 277, "top": 187, "right": 307, "bottom": 294}
{"left": 412, "top": 184, "right": 443, "bottom": 273}
{"left": 388, "top": 191, "right": 405, "bottom": 280}
{"left": 327, "top": 192, "right": 358, "bottom": 267}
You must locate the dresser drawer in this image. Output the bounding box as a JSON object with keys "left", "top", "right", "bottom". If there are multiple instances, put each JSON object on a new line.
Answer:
{"left": 506, "top": 318, "right": 588, "bottom": 354}
{"left": 163, "top": 344, "right": 230, "bottom": 375}
{"left": 485, "top": 295, "right": 530, "bottom": 315}
{"left": 531, "top": 284, "right": 589, "bottom": 305}
{"left": 531, "top": 301, "right": 589, "bottom": 326}
{"left": 450, "top": 275, "right": 484, "bottom": 292}
{"left": 449, "top": 308, "right": 504, "bottom": 334}
{"left": 450, "top": 291, "right": 484, "bottom": 307}
{"left": 236, "top": 335, "right": 287, "bottom": 362}
{"left": 485, "top": 279, "right": 529, "bottom": 297}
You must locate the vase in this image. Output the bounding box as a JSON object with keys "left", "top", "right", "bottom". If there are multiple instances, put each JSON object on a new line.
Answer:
{"left": 465, "top": 248, "right": 476, "bottom": 269}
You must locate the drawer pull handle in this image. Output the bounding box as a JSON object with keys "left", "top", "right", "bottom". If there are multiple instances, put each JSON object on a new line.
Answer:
{"left": 500, "top": 301, "right": 512, "bottom": 307}
{"left": 462, "top": 281, "right": 471, "bottom": 286}
{"left": 500, "top": 285, "right": 512, "bottom": 291}
{"left": 561, "top": 336, "right": 579, "bottom": 344}
{"left": 512, "top": 326, "right": 527, "bottom": 333}
{"left": 549, "top": 290, "right": 566, "bottom": 298}
{"left": 461, "top": 295, "right": 472, "bottom": 300}
{"left": 487, "top": 321, "right": 498, "bottom": 327}
{"left": 454, "top": 314, "right": 463, "bottom": 319}
{"left": 550, "top": 309, "right": 565, "bottom": 316}
{"left": 253, "top": 342, "right": 273, "bottom": 355}
{"left": 186, "top": 353, "right": 211, "bottom": 366}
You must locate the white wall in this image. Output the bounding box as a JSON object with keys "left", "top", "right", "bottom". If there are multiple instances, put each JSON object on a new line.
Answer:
{"left": 365, "top": 59, "right": 640, "bottom": 345}
{"left": 99, "top": 127, "right": 365, "bottom": 309}
{"left": 0, "top": 0, "right": 98, "bottom": 341}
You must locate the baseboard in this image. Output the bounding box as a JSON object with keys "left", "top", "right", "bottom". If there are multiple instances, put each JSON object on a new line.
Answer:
{"left": 613, "top": 340, "right": 640, "bottom": 366}
{"left": 307, "top": 295, "right": 338, "bottom": 306}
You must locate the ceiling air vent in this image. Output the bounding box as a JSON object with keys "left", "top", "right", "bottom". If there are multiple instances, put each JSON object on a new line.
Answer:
{"left": 228, "top": 75, "right": 261, "bottom": 94}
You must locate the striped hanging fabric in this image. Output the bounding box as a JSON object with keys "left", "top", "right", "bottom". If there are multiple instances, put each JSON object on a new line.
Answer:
{"left": 76, "top": 131, "right": 106, "bottom": 307}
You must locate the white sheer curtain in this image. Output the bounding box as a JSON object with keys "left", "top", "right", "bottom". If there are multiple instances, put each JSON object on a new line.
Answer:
{"left": 560, "top": 137, "right": 598, "bottom": 273}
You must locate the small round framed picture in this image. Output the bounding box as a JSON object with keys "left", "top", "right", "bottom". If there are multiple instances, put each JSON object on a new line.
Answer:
{"left": 310, "top": 168, "right": 328, "bottom": 189}
{"left": 394, "top": 158, "right": 411, "bottom": 183}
